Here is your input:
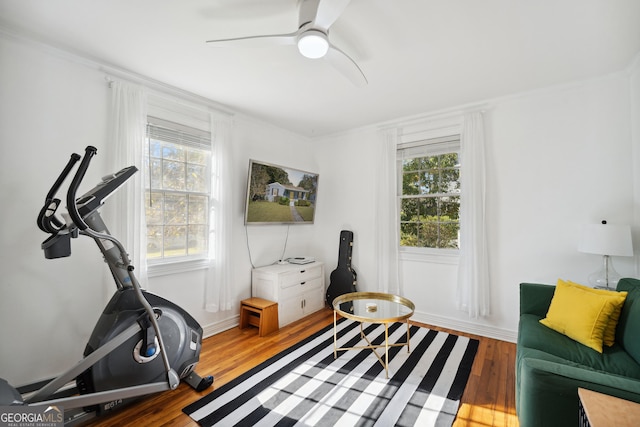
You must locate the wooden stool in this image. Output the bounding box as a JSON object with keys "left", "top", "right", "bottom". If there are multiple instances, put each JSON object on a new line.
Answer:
{"left": 239, "top": 298, "right": 279, "bottom": 337}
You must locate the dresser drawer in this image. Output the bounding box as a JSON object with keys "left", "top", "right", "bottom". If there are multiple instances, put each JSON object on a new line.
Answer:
{"left": 280, "top": 264, "right": 323, "bottom": 289}
{"left": 280, "top": 277, "right": 323, "bottom": 297}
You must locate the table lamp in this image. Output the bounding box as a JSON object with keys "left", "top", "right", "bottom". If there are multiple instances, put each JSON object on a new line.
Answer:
{"left": 578, "top": 220, "right": 633, "bottom": 289}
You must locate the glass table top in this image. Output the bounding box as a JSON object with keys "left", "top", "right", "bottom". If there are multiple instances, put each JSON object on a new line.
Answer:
{"left": 332, "top": 292, "right": 415, "bottom": 323}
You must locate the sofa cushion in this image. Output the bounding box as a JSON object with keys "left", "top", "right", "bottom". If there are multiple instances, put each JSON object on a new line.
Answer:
{"left": 519, "top": 282, "right": 555, "bottom": 317}
{"left": 520, "top": 313, "right": 640, "bottom": 380}
{"left": 539, "top": 280, "right": 627, "bottom": 353}
{"left": 563, "top": 279, "right": 626, "bottom": 346}
{"left": 616, "top": 278, "right": 640, "bottom": 365}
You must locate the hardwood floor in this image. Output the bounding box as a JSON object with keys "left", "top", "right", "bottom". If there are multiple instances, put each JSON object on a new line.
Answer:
{"left": 85, "top": 308, "right": 518, "bottom": 426}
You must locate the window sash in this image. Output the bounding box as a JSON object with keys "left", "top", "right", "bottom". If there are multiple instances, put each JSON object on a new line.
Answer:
{"left": 145, "top": 117, "right": 212, "bottom": 262}
{"left": 398, "top": 135, "right": 461, "bottom": 250}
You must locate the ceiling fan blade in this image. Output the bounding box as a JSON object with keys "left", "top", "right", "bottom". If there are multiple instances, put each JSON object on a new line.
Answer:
{"left": 325, "top": 43, "right": 367, "bottom": 87}
{"left": 206, "top": 31, "right": 298, "bottom": 48}
{"left": 314, "top": 0, "right": 353, "bottom": 30}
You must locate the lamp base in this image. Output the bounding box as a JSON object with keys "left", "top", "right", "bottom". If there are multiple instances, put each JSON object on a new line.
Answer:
{"left": 587, "top": 255, "right": 621, "bottom": 290}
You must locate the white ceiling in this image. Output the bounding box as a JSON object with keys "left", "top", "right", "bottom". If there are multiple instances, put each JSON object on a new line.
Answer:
{"left": 1, "top": 0, "right": 639, "bottom": 137}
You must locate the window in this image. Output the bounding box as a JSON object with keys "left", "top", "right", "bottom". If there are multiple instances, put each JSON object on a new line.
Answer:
{"left": 145, "top": 117, "right": 211, "bottom": 262}
{"left": 398, "top": 135, "right": 461, "bottom": 250}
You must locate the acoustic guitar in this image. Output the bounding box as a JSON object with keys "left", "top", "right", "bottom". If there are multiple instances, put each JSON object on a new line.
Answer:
{"left": 326, "top": 230, "right": 357, "bottom": 309}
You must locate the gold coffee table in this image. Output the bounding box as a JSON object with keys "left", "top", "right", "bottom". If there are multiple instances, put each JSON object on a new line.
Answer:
{"left": 332, "top": 292, "right": 415, "bottom": 378}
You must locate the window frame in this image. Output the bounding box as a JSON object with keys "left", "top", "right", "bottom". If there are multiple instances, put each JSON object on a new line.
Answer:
{"left": 397, "top": 135, "right": 461, "bottom": 260}
{"left": 144, "top": 116, "right": 213, "bottom": 270}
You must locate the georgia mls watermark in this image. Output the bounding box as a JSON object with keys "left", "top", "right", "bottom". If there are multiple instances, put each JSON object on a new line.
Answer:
{"left": 0, "top": 406, "right": 63, "bottom": 427}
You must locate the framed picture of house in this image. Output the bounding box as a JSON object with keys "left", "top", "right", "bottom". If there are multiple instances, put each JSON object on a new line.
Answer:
{"left": 244, "top": 159, "right": 319, "bottom": 225}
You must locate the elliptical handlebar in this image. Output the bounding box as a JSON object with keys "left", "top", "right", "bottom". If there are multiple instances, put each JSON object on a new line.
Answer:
{"left": 37, "top": 152, "right": 81, "bottom": 234}
{"left": 66, "top": 146, "right": 98, "bottom": 231}
{"left": 46, "top": 153, "right": 82, "bottom": 202}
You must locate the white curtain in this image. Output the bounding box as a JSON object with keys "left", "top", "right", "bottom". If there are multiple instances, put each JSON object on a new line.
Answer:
{"left": 107, "top": 80, "right": 149, "bottom": 289}
{"left": 375, "top": 129, "right": 401, "bottom": 294}
{"left": 205, "top": 113, "right": 235, "bottom": 312}
{"left": 456, "top": 111, "right": 490, "bottom": 318}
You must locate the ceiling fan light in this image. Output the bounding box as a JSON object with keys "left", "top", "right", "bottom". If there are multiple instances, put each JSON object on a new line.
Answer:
{"left": 297, "top": 31, "right": 329, "bottom": 59}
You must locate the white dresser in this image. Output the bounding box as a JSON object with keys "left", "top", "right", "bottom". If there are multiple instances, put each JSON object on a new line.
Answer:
{"left": 251, "top": 261, "right": 325, "bottom": 328}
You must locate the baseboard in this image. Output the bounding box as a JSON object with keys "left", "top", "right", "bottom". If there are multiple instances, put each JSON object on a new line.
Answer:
{"left": 411, "top": 310, "right": 517, "bottom": 343}
{"left": 202, "top": 314, "right": 240, "bottom": 339}
{"left": 200, "top": 310, "right": 518, "bottom": 343}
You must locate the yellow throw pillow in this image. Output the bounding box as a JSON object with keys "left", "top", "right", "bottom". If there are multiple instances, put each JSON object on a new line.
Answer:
{"left": 539, "top": 280, "right": 626, "bottom": 353}
{"left": 563, "top": 279, "right": 627, "bottom": 347}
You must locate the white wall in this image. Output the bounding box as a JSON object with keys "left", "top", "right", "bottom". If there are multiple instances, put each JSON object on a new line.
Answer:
{"left": 631, "top": 53, "right": 640, "bottom": 274}
{"left": 0, "top": 36, "right": 112, "bottom": 386}
{"left": 312, "top": 71, "right": 638, "bottom": 342}
{"left": 0, "top": 35, "right": 315, "bottom": 386}
{"left": 483, "top": 73, "right": 635, "bottom": 338}
{"left": 312, "top": 128, "right": 380, "bottom": 291}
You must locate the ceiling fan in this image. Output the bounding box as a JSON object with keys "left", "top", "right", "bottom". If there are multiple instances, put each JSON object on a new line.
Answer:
{"left": 206, "top": 0, "right": 368, "bottom": 86}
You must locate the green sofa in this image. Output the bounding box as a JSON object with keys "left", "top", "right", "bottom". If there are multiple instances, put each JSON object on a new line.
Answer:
{"left": 517, "top": 277, "right": 640, "bottom": 427}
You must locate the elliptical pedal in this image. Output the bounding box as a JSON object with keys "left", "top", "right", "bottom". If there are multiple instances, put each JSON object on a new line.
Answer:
{"left": 184, "top": 373, "right": 214, "bottom": 392}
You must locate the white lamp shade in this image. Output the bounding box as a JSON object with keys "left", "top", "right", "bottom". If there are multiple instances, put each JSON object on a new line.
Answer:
{"left": 578, "top": 223, "right": 633, "bottom": 256}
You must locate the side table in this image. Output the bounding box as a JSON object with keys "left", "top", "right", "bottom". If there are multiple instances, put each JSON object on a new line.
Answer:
{"left": 332, "top": 292, "right": 415, "bottom": 379}
{"left": 578, "top": 388, "right": 640, "bottom": 427}
{"left": 239, "top": 298, "right": 279, "bottom": 337}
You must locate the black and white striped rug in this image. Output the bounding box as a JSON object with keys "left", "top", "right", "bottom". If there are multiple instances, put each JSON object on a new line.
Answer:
{"left": 183, "top": 319, "right": 478, "bottom": 426}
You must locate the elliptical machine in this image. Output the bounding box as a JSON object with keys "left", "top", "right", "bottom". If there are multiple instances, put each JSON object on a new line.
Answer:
{"left": 0, "top": 146, "right": 213, "bottom": 425}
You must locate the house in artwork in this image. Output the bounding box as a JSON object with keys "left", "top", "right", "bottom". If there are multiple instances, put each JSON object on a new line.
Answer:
{"left": 266, "top": 182, "right": 309, "bottom": 205}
